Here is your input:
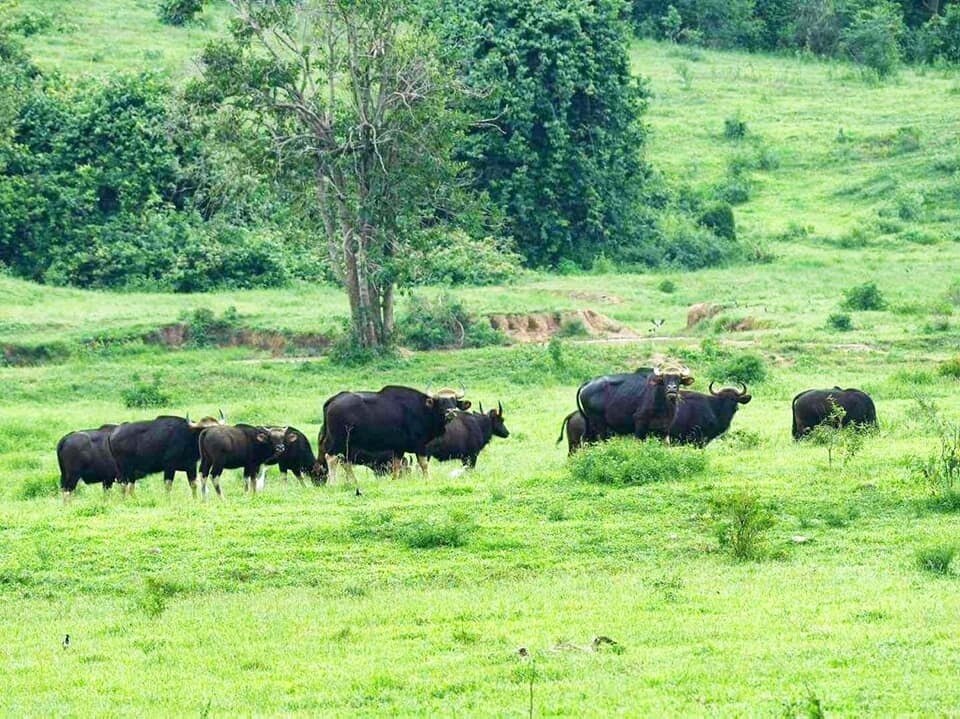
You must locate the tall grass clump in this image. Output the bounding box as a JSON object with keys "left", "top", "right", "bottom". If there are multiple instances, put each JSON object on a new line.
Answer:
{"left": 569, "top": 438, "right": 707, "bottom": 487}
{"left": 938, "top": 356, "right": 960, "bottom": 379}
{"left": 121, "top": 373, "right": 171, "bottom": 408}
{"left": 17, "top": 476, "right": 57, "bottom": 501}
{"left": 913, "top": 398, "right": 960, "bottom": 507}
{"left": 915, "top": 544, "right": 956, "bottom": 575}
{"left": 398, "top": 512, "right": 474, "bottom": 549}
{"left": 711, "top": 490, "right": 775, "bottom": 561}
{"left": 137, "top": 576, "right": 186, "bottom": 618}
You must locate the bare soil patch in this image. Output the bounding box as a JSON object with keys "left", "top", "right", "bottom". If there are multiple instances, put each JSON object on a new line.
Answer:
{"left": 488, "top": 309, "right": 637, "bottom": 343}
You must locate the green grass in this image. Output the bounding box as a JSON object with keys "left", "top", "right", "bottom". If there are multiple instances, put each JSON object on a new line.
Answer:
{"left": 4, "top": 16, "right": 960, "bottom": 716}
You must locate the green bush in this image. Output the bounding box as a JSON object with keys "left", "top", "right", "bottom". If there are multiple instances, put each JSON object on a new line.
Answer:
{"left": 650, "top": 213, "right": 742, "bottom": 270}
{"left": 840, "top": 1, "right": 904, "bottom": 78}
{"left": 842, "top": 281, "right": 886, "bottom": 311}
{"left": 17, "top": 475, "right": 57, "bottom": 501}
{"left": 399, "top": 512, "right": 473, "bottom": 549}
{"left": 711, "top": 490, "right": 775, "bottom": 561}
{"left": 157, "top": 0, "right": 205, "bottom": 26}
{"left": 709, "top": 353, "right": 767, "bottom": 384}
{"left": 657, "top": 279, "right": 677, "bottom": 293}
{"left": 827, "top": 312, "right": 854, "bottom": 331}
{"left": 916, "top": 544, "right": 956, "bottom": 575}
{"left": 569, "top": 438, "right": 708, "bottom": 487}
{"left": 179, "top": 306, "right": 240, "bottom": 348}
{"left": 397, "top": 293, "right": 506, "bottom": 351}
{"left": 556, "top": 318, "right": 589, "bottom": 338}
{"left": 698, "top": 202, "right": 736, "bottom": 241}
{"left": 137, "top": 576, "right": 187, "bottom": 617}
{"left": 939, "top": 357, "right": 960, "bottom": 379}
{"left": 395, "top": 230, "right": 521, "bottom": 286}
{"left": 723, "top": 113, "right": 747, "bottom": 139}
{"left": 121, "top": 373, "right": 171, "bottom": 409}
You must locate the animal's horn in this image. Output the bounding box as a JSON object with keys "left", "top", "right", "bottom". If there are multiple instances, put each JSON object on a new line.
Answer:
{"left": 425, "top": 383, "right": 433, "bottom": 397}
{"left": 498, "top": 401, "right": 503, "bottom": 415}
{"left": 479, "top": 402, "right": 484, "bottom": 414}
{"left": 738, "top": 382, "right": 748, "bottom": 395}
{"left": 681, "top": 366, "right": 691, "bottom": 377}
{"left": 457, "top": 383, "right": 466, "bottom": 399}
{"left": 709, "top": 381, "right": 719, "bottom": 396}
{"left": 653, "top": 365, "right": 662, "bottom": 376}
{"left": 219, "top": 408, "right": 225, "bottom": 421}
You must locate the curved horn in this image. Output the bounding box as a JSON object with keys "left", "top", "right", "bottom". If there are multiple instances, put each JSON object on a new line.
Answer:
{"left": 425, "top": 383, "right": 433, "bottom": 397}
{"left": 680, "top": 366, "right": 691, "bottom": 377}
{"left": 479, "top": 401, "right": 484, "bottom": 414}
{"left": 219, "top": 408, "right": 225, "bottom": 421}
{"left": 185, "top": 412, "right": 191, "bottom": 424}
{"left": 653, "top": 365, "right": 662, "bottom": 376}
{"left": 498, "top": 401, "right": 503, "bottom": 415}
{"left": 457, "top": 383, "right": 466, "bottom": 399}
{"left": 737, "top": 382, "right": 748, "bottom": 396}
{"left": 709, "top": 381, "right": 719, "bottom": 396}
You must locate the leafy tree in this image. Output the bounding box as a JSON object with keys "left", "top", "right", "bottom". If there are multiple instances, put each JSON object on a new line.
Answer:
{"left": 190, "top": 0, "right": 472, "bottom": 349}
{"left": 435, "top": 0, "right": 652, "bottom": 268}
{"left": 841, "top": 0, "right": 905, "bottom": 76}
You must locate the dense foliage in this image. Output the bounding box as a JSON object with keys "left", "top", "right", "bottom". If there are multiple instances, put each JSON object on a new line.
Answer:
{"left": 435, "top": 0, "right": 655, "bottom": 269}
{"left": 632, "top": 0, "right": 960, "bottom": 70}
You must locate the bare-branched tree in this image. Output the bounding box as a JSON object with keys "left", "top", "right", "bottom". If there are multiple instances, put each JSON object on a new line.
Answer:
{"left": 194, "top": 0, "right": 467, "bottom": 348}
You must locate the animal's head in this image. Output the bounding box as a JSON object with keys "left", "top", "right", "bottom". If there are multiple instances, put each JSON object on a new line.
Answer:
{"left": 256, "top": 426, "right": 287, "bottom": 458}
{"left": 709, "top": 381, "right": 752, "bottom": 405}
{"left": 652, "top": 364, "right": 694, "bottom": 401}
{"left": 310, "top": 458, "right": 328, "bottom": 484}
{"left": 426, "top": 385, "right": 471, "bottom": 419}
{"left": 480, "top": 401, "right": 510, "bottom": 438}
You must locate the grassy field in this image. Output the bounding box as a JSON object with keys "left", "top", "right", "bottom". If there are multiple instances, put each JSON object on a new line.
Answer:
{"left": 4, "top": 8, "right": 960, "bottom": 716}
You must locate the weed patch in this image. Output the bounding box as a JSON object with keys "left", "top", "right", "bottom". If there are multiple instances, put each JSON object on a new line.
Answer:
{"left": 711, "top": 490, "right": 775, "bottom": 561}
{"left": 569, "top": 438, "right": 707, "bottom": 487}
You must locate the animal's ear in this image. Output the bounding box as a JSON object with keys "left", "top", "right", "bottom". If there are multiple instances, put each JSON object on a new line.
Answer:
{"left": 458, "top": 400, "right": 472, "bottom": 410}
{"left": 738, "top": 394, "right": 752, "bottom": 404}
{"left": 425, "top": 397, "right": 434, "bottom": 408}
{"left": 681, "top": 376, "right": 695, "bottom": 385}
{"left": 652, "top": 374, "right": 664, "bottom": 384}
{"left": 286, "top": 433, "right": 298, "bottom": 442}
{"left": 256, "top": 432, "right": 269, "bottom": 443}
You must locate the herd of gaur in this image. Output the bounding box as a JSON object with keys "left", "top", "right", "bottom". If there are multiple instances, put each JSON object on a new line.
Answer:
{"left": 56, "top": 363, "right": 878, "bottom": 501}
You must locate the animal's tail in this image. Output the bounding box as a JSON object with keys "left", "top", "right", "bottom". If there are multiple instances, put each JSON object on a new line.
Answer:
{"left": 556, "top": 411, "right": 575, "bottom": 445}
{"left": 576, "top": 382, "right": 591, "bottom": 441}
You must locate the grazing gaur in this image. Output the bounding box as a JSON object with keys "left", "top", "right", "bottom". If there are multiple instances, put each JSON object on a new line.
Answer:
{"left": 791, "top": 387, "right": 877, "bottom": 440}
{"left": 321, "top": 385, "right": 470, "bottom": 481}
{"left": 108, "top": 413, "right": 224, "bottom": 495}
{"left": 556, "top": 410, "right": 587, "bottom": 455}
{"left": 264, "top": 426, "right": 321, "bottom": 486}
{"left": 424, "top": 402, "right": 509, "bottom": 469}
{"left": 57, "top": 424, "right": 119, "bottom": 501}
{"left": 198, "top": 424, "right": 287, "bottom": 498}
{"left": 577, "top": 364, "right": 693, "bottom": 441}
{"left": 668, "top": 383, "right": 752, "bottom": 447}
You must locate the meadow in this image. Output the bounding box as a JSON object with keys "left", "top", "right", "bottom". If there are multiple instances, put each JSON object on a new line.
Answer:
{"left": 3, "top": 12, "right": 960, "bottom": 716}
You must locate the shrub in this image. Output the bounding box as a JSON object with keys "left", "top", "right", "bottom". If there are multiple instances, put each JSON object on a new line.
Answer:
{"left": 137, "top": 576, "right": 186, "bottom": 617}
{"left": 396, "top": 293, "right": 506, "bottom": 351}
{"left": 714, "top": 175, "right": 751, "bottom": 205}
{"left": 556, "top": 318, "right": 589, "bottom": 338}
{"left": 709, "top": 353, "right": 767, "bottom": 384}
{"left": 557, "top": 259, "right": 581, "bottom": 276}
{"left": 711, "top": 490, "right": 775, "bottom": 561}
{"left": 840, "top": 1, "right": 904, "bottom": 78}
{"left": 939, "top": 357, "right": 960, "bottom": 379}
{"left": 827, "top": 312, "right": 853, "bottom": 331}
{"left": 17, "top": 476, "right": 57, "bottom": 501}
{"left": 916, "top": 544, "right": 956, "bottom": 575}
{"left": 591, "top": 253, "right": 616, "bottom": 274}
{"left": 698, "top": 203, "right": 736, "bottom": 241}
{"left": 569, "top": 438, "right": 707, "bottom": 487}
{"left": 652, "top": 212, "right": 741, "bottom": 269}
{"left": 396, "top": 230, "right": 521, "bottom": 286}
{"left": 121, "top": 374, "right": 171, "bottom": 408}
{"left": 179, "top": 306, "right": 241, "bottom": 348}
{"left": 657, "top": 279, "right": 676, "bottom": 293}
{"left": 157, "top": 0, "right": 205, "bottom": 26}
{"left": 399, "top": 512, "right": 473, "bottom": 549}
{"left": 723, "top": 113, "right": 747, "bottom": 139}
{"left": 842, "top": 282, "right": 886, "bottom": 311}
